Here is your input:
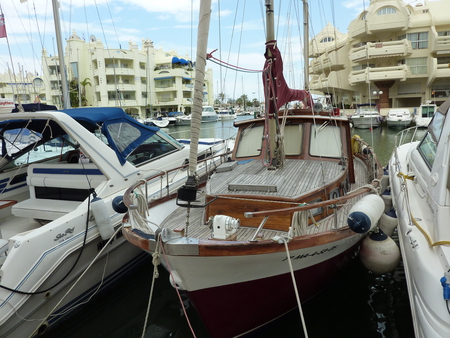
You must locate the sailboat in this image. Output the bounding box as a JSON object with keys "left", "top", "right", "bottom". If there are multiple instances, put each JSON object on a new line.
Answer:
{"left": 122, "top": 1, "right": 384, "bottom": 337}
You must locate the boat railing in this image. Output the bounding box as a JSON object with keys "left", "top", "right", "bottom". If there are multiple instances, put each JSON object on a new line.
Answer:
{"left": 395, "top": 126, "right": 424, "bottom": 147}
{"left": 123, "top": 149, "right": 232, "bottom": 209}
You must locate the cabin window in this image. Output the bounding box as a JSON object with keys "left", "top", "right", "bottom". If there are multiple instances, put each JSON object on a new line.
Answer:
{"left": 429, "top": 111, "right": 445, "bottom": 143}
{"left": 235, "top": 125, "right": 263, "bottom": 158}
{"left": 309, "top": 198, "right": 323, "bottom": 217}
{"left": 283, "top": 124, "right": 303, "bottom": 155}
{"left": 417, "top": 132, "right": 436, "bottom": 169}
{"left": 329, "top": 188, "right": 340, "bottom": 200}
{"left": 127, "top": 132, "right": 179, "bottom": 166}
{"left": 309, "top": 125, "right": 342, "bottom": 158}
{"left": 0, "top": 132, "right": 76, "bottom": 172}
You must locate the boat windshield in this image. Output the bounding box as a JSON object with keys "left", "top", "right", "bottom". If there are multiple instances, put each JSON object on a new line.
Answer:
{"left": 127, "top": 131, "right": 181, "bottom": 166}
{"left": 429, "top": 111, "right": 445, "bottom": 143}
{"left": 0, "top": 131, "right": 77, "bottom": 173}
{"left": 235, "top": 125, "right": 263, "bottom": 158}
{"left": 310, "top": 125, "right": 342, "bottom": 158}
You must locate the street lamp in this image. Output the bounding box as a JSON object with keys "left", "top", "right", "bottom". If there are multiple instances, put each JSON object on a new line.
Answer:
{"left": 373, "top": 90, "right": 383, "bottom": 107}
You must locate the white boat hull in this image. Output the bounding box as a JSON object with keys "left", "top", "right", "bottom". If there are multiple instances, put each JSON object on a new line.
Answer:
{"left": 352, "top": 116, "right": 381, "bottom": 129}
{"left": 389, "top": 140, "right": 450, "bottom": 338}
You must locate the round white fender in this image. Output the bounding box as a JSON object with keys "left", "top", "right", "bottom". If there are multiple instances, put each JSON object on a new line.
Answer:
{"left": 347, "top": 194, "right": 384, "bottom": 233}
{"left": 360, "top": 229, "right": 400, "bottom": 275}
{"left": 379, "top": 208, "right": 398, "bottom": 237}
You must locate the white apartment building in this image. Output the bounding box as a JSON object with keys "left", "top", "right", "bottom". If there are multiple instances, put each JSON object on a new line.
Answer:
{"left": 0, "top": 71, "right": 41, "bottom": 104}
{"left": 309, "top": 0, "right": 450, "bottom": 109}
{"left": 37, "top": 31, "right": 214, "bottom": 117}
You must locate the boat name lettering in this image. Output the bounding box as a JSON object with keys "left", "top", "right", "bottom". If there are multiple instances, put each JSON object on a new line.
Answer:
{"left": 282, "top": 245, "right": 338, "bottom": 261}
{"left": 54, "top": 227, "right": 75, "bottom": 242}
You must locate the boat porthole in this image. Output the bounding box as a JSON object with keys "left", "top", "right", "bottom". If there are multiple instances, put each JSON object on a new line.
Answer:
{"left": 329, "top": 188, "right": 340, "bottom": 200}
{"left": 45, "top": 292, "right": 51, "bottom": 299}
{"left": 37, "top": 322, "right": 49, "bottom": 335}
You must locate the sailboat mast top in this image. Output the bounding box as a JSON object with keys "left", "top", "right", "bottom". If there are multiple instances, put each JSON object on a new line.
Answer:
{"left": 52, "top": 0, "right": 70, "bottom": 109}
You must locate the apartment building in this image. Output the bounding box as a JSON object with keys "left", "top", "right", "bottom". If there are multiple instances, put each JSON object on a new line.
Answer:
{"left": 309, "top": 0, "right": 450, "bottom": 109}
{"left": 38, "top": 31, "right": 214, "bottom": 118}
{"left": 0, "top": 71, "right": 40, "bottom": 104}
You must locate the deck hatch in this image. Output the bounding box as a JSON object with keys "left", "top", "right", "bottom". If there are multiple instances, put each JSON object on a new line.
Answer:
{"left": 216, "top": 161, "right": 238, "bottom": 173}
{"left": 228, "top": 175, "right": 283, "bottom": 192}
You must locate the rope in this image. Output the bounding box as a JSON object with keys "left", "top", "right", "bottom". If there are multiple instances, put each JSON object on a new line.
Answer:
{"left": 207, "top": 49, "right": 262, "bottom": 73}
{"left": 279, "top": 237, "right": 309, "bottom": 338}
{"left": 140, "top": 237, "right": 161, "bottom": 338}
{"left": 397, "top": 171, "right": 450, "bottom": 247}
{"left": 160, "top": 237, "right": 197, "bottom": 338}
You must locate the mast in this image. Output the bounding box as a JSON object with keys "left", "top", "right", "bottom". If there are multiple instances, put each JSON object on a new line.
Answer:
{"left": 264, "top": 0, "right": 281, "bottom": 169}
{"left": 303, "top": 0, "right": 309, "bottom": 91}
{"left": 187, "top": 0, "right": 212, "bottom": 177}
{"left": 52, "top": 0, "right": 70, "bottom": 109}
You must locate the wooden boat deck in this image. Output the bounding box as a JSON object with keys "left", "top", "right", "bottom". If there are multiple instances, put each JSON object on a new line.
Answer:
{"left": 208, "top": 159, "right": 344, "bottom": 199}
{"left": 159, "top": 157, "right": 369, "bottom": 241}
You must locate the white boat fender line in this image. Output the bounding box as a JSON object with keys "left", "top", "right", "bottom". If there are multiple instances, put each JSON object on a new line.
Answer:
{"left": 272, "top": 235, "right": 309, "bottom": 338}
{"left": 30, "top": 225, "right": 124, "bottom": 338}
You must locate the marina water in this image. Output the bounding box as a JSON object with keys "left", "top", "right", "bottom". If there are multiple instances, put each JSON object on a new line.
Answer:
{"left": 42, "top": 116, "right": 416, "bottom": 338}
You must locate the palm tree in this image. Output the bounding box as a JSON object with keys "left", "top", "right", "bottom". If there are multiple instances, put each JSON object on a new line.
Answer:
{"left": 79, "top": 78, "right": 92, "bottom": 106}
{"left": 239, "top": 94, "right": 248, "bottom": 110}
{"left": 217, "top": 92, "right": 226, "bottom": 106}
{"left": 69, "top": 79, "right": 80, "bottom": 108}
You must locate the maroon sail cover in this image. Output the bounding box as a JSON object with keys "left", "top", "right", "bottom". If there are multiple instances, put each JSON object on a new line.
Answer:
{"left": 263, "top": 40, "right": 311, "bottom": 115}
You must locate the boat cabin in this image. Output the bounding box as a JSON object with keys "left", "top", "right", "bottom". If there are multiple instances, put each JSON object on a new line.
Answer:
{"left": 204, "top": 115, "right": 359, "bottom": 231}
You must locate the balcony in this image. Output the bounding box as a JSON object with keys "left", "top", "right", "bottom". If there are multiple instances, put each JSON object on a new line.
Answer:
{"left": 310, "top": 50, "right": 345, "bottom": 74}
{"left": 349, "top": 65, "right": 410, "bottom": 85}
{"left": 309, "top": 72, "right": 353, "bottom": 92}
{"left": 430, "top": 35, "right": 450, "bottom": 57}
{"left": 348, "top": 19, "right": 367, "bottom": 39}
{"left": 367, "top": 13, "right": 408, "bottom": 34}
{"left": 153, "top": 68, "right": 192, "bottom": 79}
{"left": 105, "top": 84, "right": 136, "bottom": 91}
{"left": 154, "top": 86, "right": 176, "bottom": 93}
{"left": 435, "top": 63, "right": 450, "bottom": 79}
{"left": 108, "top": 99, "right": 138, "bottom": 106}
{"left": 104, "top": 67, "right": 135, "bottom": 76}
{"left": 348, "top": 14, "right": 409, "bottom": 39}
{"left": 350, "top": 40, "right": 412, "bottom": 63}
{"left": 309, "top": 39, "right": 347, "bottom": 58}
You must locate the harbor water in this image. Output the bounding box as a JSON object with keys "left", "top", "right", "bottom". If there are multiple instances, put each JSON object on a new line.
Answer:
{"left": 42, "top": 116, "right": 416, "bottom": 338}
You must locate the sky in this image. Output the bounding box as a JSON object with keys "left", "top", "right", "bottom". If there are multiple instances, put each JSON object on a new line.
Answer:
{"left": 0, "top": 0, "right": 433, "bottom": 103}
